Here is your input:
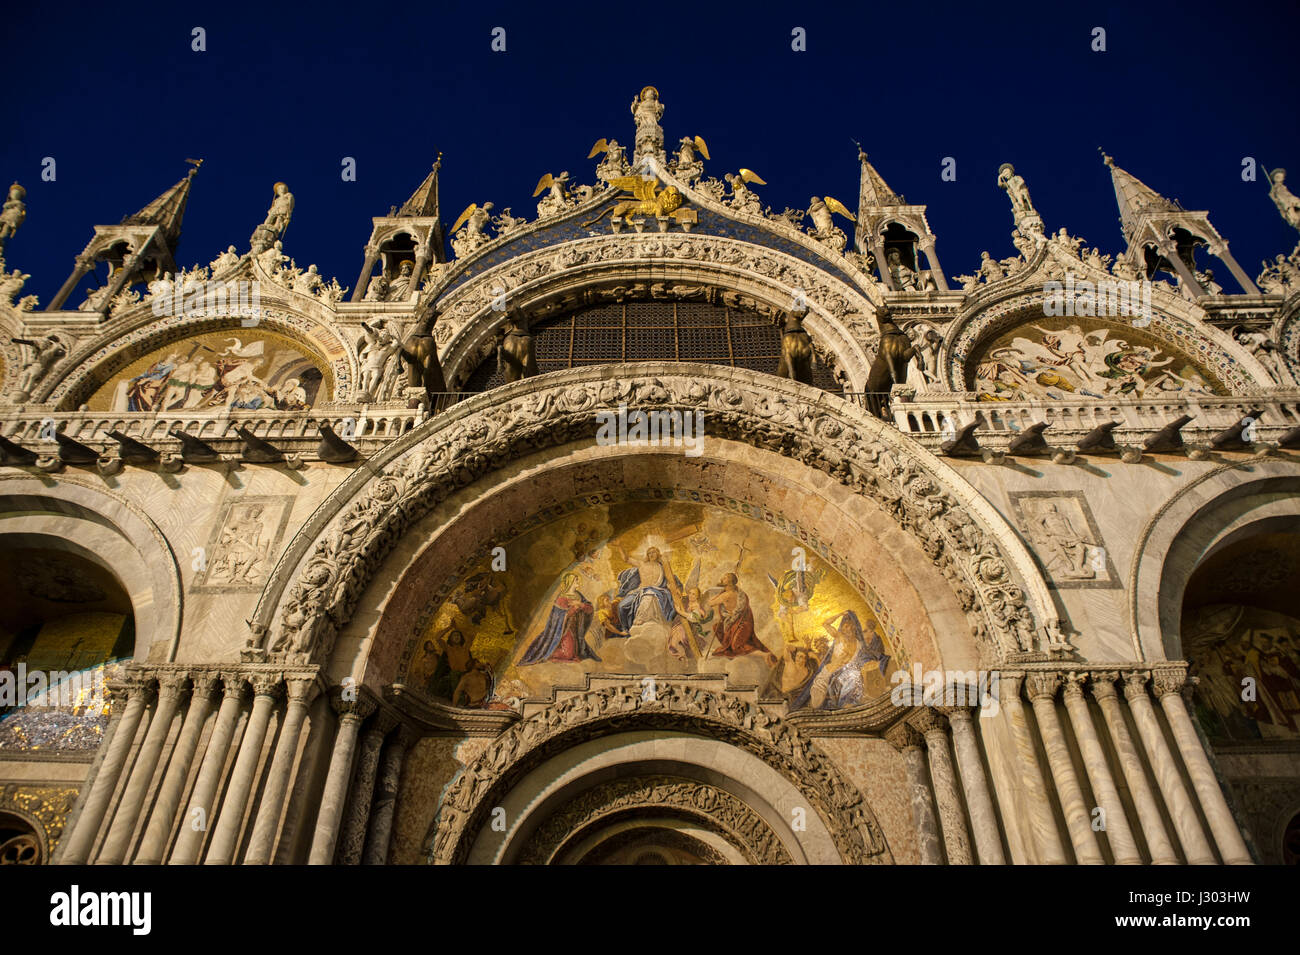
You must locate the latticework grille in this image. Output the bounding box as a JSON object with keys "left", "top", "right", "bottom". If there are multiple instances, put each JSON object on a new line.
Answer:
{"left": 463, "top": 301, "right": 842, "bottom": 392}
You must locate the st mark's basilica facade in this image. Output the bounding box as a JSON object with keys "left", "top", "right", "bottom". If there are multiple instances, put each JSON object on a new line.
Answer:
{"left": 0, "top": 88, "right": 1298, "bottom": 866}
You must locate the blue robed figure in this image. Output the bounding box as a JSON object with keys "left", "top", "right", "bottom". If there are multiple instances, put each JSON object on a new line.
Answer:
{"left": 614, "top": 546, "right": 681, "bottom": 634}
{"left": 789, "top": 610, "right": 890, "bottom": 712}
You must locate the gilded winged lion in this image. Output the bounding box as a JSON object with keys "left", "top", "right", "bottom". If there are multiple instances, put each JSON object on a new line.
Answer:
{"left": 583, "top": 175, "right": 683, "bottom": 226}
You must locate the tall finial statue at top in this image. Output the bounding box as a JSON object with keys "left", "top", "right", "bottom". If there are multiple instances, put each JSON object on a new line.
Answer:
{"left": 630, "top": 86, "right": 666, "bottom": 170}
{"left": 997, "top": 163, "right": 1042, "bottom": 235}
{"left": 250, "top": 181, "right": 295, "bottom": 254}
{"left": 0, "top": 182, "right": 26, "bottom": 254}
{"left": 1268, "top": 168, "right": 1300, "bottom": 233}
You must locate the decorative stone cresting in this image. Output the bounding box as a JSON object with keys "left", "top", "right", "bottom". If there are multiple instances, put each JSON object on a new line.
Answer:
{"left": 248, "top": 364, "right": 1060, "bottom": 670}
{"left": 422, "top": 684, "right": 890, "bottom": 865}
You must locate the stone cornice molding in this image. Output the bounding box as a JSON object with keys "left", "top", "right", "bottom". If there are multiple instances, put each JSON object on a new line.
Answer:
{"left": 245, "top": 363, "right": 1058, "bottom": 671}
{"left": 423, "top": 684, "right": 891, "bottom": 866}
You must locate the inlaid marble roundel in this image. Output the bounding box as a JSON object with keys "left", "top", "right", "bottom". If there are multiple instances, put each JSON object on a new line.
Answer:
{"left": 86, "top": 329, "right": 329, "bottom": 412}
{"left": 401, "top": 501, "right": 901, "bottom": 712}
{"left": 967, "top": 318, "right": 1222, "bottom": 401}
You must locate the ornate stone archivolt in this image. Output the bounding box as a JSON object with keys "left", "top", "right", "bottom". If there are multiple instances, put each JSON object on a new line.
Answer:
{"left": 249, "top": 363, "right": 1058, "bottom": 671}
{"left": 0, "top": 784, "right": 79, "bottom": 863}
{"left": 429, "top": 232, "right": 881, "bottom": 390}
{"left": 940, "top": 245, "right": 1275, "bottom": 394}
{"left": 423, "top": 684, "right": 888, "bottom": 865}
{"left": 518, "top": 774, "right": 793, "bottom": 865}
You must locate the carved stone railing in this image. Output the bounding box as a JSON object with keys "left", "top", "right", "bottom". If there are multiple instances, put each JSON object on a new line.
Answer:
{"left": 884, "top": 388, "right": 1300, "bottom": 451}
{"left": 0, "top": 395, "right": 473, "bottom": 461}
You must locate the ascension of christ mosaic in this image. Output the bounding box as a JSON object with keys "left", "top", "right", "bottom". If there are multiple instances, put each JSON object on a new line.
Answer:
{"left": 402, "top": 501, "right": 902, "bottom": 713}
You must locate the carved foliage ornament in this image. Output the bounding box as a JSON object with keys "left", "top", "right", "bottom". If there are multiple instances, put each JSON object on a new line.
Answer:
{"left": 423, "top": 685, "right": 888, "bottom": 865}
{"left": 259, "top": 371, "right": 1046, "bottom": 669}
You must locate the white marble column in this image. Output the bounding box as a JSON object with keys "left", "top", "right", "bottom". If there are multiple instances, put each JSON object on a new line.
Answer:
{"left": 58, "top": 679, "right": 154, "bottom": 864}
{"left": 1026, "top": 673, "right": 1104, "bottom": 864}
{"left": 168, "top": 674, "right": 247, "bottom": 864}
{"left": 942, "top": 704, "right": 1005, "bottom": 864}
{"left": 98, "top": 674, "right": 188, "bottom": 864}
{"left": 363, "top": 726, "right": 417, "bottom": 865}
{"left": 308, "top": 693, "right": 377, "bottom": 865}
{"left": 205, "top": 674, "right": 281, "bottom": 865}
{"left": 912, "top": 709, "right": 972, "bottom": 864}
{"left": 1122, "top": 672, "right": 1216, "bottom": 864}
{"left": 1062, "top": 673, "right": 1140, "bottom": 864}
{"left": 338, "top": 712, "right": 398, "bottom": 865}
{"left": 135, "top": 672, "right": 221, "bottom": 864}
{"left": 1001, "top": 674, "right": 1068, "bottom": 864}
{"left": 1090, "top": 673, "right": 1178, "bottom": 864}
{"left": 243, "top": 676, "right": 319, "bottom": 865}
{"left": 1153, "top": 671, "right": 1252, "bottom": 865}
{"left": 886, "top": 721, "right": 943, "bottom": 864}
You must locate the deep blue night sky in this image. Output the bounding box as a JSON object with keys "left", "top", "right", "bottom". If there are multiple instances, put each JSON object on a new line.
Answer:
{"left": 6, "top": 0, "right": 1299, "bottom": 304}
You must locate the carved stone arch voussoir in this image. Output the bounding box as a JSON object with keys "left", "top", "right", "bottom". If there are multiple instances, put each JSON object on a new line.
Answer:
{"left": 423, "top": 685, "right": 887, "bottom": 866}
{"left": 431, "top": 233, "right": 882, "bottom": 390}
{"left": 42, "top": 298, "right": 353, "bottom": 410}
{"left": 250, "top": 364, "right": 1057, "bottom": 674}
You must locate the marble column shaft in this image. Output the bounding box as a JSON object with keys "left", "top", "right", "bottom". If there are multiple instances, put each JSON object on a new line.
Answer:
{"left": 943, "top": 706, "right": 1005, "bottom": 864}
{"left": 308, "top": 695, "right": 377, "bottom": 865}
{"left": 1026, "top": 674, "right": 1104, "bottom": 864}
{"left": 1062, "top": 674, "right": 1141, "bottom": 864}
{"left": 887, "top": 721, "right": 943, "bottom": 864}
{"left": 1001, "top": 675, "right": 1067, "bottom": 864}
{"left": 913, "top": 710, "right": 972, "bottom": 865}
{"left": 1123, "top": 673, "right": 1216, "bottom": 864}
{"left": 1091, "top": 674, "right": 1178, "bottom": 864}
{"left": 243, "top": 677, "right": 318, "bottom": 865}
{"left": 58, "top": 681, "right": 153, "bottom": 865}
{"left": 205, "top": 677, "right": 281, "bottom": 865}
{"left": 338, "top": 715, "right": 396, "bottom": 865}
{"left": 134, "top": 674, "right": 221, "bottom": 865}
{"left": 363, "top": 729, "right": 415, "bottom": 865}
{"left": 168, "top": 675, "right": 247, "bottom": 865}
{"left": 1154, "top": 674, "right": 1252, "bottom": 865}
{"left": 97, "top": 675, "right": 188, "bottom": 864}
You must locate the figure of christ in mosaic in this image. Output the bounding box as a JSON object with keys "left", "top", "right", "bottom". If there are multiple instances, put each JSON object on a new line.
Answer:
{"left": 406, "top": 502, "right": 900, "bottom": 710}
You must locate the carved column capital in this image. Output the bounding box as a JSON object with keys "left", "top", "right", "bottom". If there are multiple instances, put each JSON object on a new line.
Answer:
{"left": 284, "top": 675, "right": 320, "bottom": 706}
{"left": 249, "top": 673, "right": 285, "bottom": 700}
{"left": 999, "top": 672, "right": 1025, "bottom": 700}
{"left": 188, "top": 670, "right": 223, "bottom": 699}
{"left": 220, "top": 671, "right": 250, "bottom": 701}
{"left": 1121, "top": 670, "right": 1151, "bottom": 701}
{"left": 909, "top": 708, "right": 950, "bottom": 738}
{"left": 366, "top": 709, "right": 401, "bottom": 740}
{"left": 885, "top": 721, "right": 925, "bottom": 753}
{"left": 1024, "top": 671, "right": 1061, "bottom": 702}
{"left": 1151, "top": 668, "right": 1189, "bottom": 699}
{"left": 1061, "top": 671, "right": 1089, "bottom": 701}
{"left": 939, "top": 704, "right": 975, "bottom": 725}
{"left": 330, "top": 688, "right": 378, "bottom": 724}
{"left": 1088, "top": 672, "right": 1120, "bottom": 701}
